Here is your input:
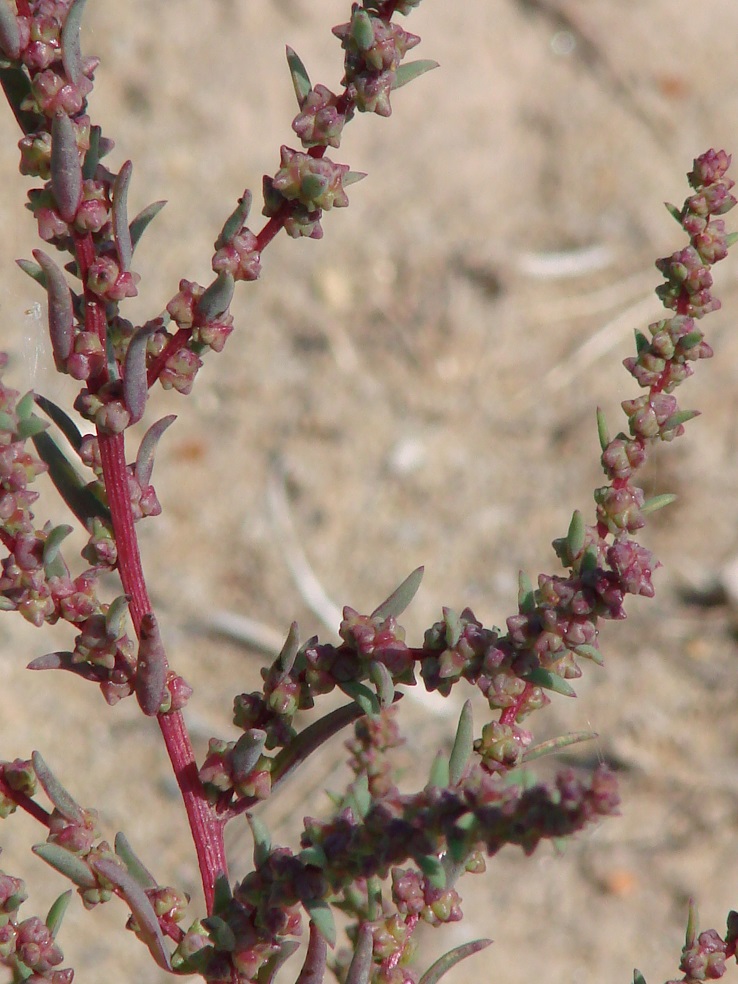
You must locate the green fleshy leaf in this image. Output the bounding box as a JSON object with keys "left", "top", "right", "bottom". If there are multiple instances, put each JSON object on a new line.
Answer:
{"left": 34, "top": 395, "right": 83, "bottom": 453}
{"left": 351, "top": 9, "right": 374, "bottom": 49}
{"left": 105, "top": 595, "right": 130, "bottom": 638}
{"left": 580, "top": 543, "right": 599, "bottom": 573}
{"left": 0, "top": 0, "right": 21, "bottom": 59}
{"left": 33, "top": 843, "right": 96, "bottom": 889}
{"left": 16, "top": 414, "right": 48, "bottom": 440}
{"left": 0, "top": 64, "right": 42, "bottom": 135}
{"left": 50, "top": 114, "right": 82, "bottom": 223}
{"left": 298, "top": 846, "right": 327, "bottom": 869}
{"left": 641, "top": 493, "right": 677, "bottom": 514}
{"left": 419, "top": 939, "right": 492, "bottom": 984}
{"left": 134, "top": 414, "right": 176, "bottom": 488}
{"left": 204, "top": 913, "right": 236, "bottom": 950}
{"left": 634, "top": 329, "right": 649, "bottom": 355}
{"left": 212, "top": 873, "right": 232, "bottom": 915}
{"left": 60, "top": 0, "right": 87, "bottom": 86}
{"left": 216, "top": 190, "right": 253, "bottom": 249}
{"left": 114, "top": 832, "right": 157, "bottom": 889}
{"left": 255, "top": 940, "right": 301, "bottom": 984}
{"left": 32, "top": 751, "right": 85, "bottom": 823}
{"left": 82, "top": 124, "right": 102, "bottom": 180}
{"left": 566, "top": 510, "right": 585, "bottom": 560}
{"left": 248, "top": 814, "right": 272, "bottom": 868}
{"left": 344, "top": 170, "right": 367, "bottom": 187}
{"left": 32, "top": 430, "right": 110, "bottom": 527}
{"left": 663, "top": 409, "right": 699, "bottom": 431}
{"left": 339, "top": 680, "right": 380, "bottom": 717}
{"left": 726, "top": 231, "right": 738, "bottom": 249}
{"left": 129, "top": 200, "right": 167, "bottom": 253}
{"left": 286, "top": 46, "right": 311, "bottom": 108}
{"left": 685, "top": 898, "right": 698, "bottom": 948}
{"left": 196, "top": 271, "right": 235, "bottom": 322}
{"left": 123, "top": 324, "right": 155, "bottom": 425}
{"left": 443, "top": 608, "right": 462, "bottom": 647}
{"left": 372, "top": 566, "right": 424, "bottom": 620}
{"left": 45, "top": 890, "right": 73, "bottom": 937}
{"left": 664, "top": 201, "right": 682, "bottom": 224}
{"left": 572, "top": 643, "right": 604, "bottom": 665}
{"left": 596, "top": 407, "right": 610, "bottom": 452}
{"left": 91, "top": 857, "right": 172, "bottom": 970}
{"left": 303, "top": 898, "right": 335, "bottom": 947}
{"left": 416, "top": 854, "right": 445, "bottom": 889}
{"left": 42, "top": 524, "right": 72, "bottom": 576}
{"left": 517, "top": 571, "right": 535, "bottom": 613}
{"left": 277, "top": 622, "right": 300, "bottom": 676}
{"left": 232, "top": 730, "right": 267, "bottom": 779}
{"left": 392, "top": 59, "right": 439, "bottom": 90}
{"left": 112, "top": 160, "right": 133, "bottom": 272}
{"left": 448, "top": 700, "right": 473, "bottom": 786}
{"left": 368, "top": 660, "right": 394, "bottom": 708}
{"left": 16, "top": 257, "right": 45, "bottom": 287}
{"left": 427, "top": 751, "right": 449, "bottom": 790}
{"left": 633, "top": 971, "right": 647, "bottom": 984}
{"left": 347, "top": 774, "right": 371, "bottom": 820}
{"left": 527, "top": 667, "right": 577, "bottom": 697}
{"left": 522, "top": 731, "right": 598, "bottom": 763}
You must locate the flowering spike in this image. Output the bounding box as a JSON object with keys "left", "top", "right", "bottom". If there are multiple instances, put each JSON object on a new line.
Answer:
{"left": 61, "top": 0, "right": 88, "bottom": 86}
{"left": 448, "top": 700, "right": 473, "bottom": 786}
{"left": 50, "top": 114, "right": 82, "bottom": 223}
{"left": 136, "top": 613, "right": 168, "bottom": 716}
{"left": 32, "top": 751, "right": 85, "bottom": 823}
{"left": 45, "top": 890, "right": 73, "bottom": 937}
{"left": 90, "top": 858, "right": 172, "bottom": 970}
{"left": 371, "top": 566, "right": 424, "bottom": 619}
{"left": 134, "top": 414, "right": 176, "bottom": 487}
{"left": 418, "top": 939, "right": 493, "bottom": 984}
{"left": 123, "top": 325, "right": 154, "bottom": 424}
{"left": 112, "top": 161, "right": 134, "bottom": 272}
{"left": 32, "top": 250, "right": 73, "bottom": 368}
{"left": 0, "top": 0, "right": 21, "bottom": 60}
{"left": 113, "top": 832, "right": 157, "bottom": 889}
{"left": 392, "top": 59, "right": 439, "bottom": 89}
{"left": 129, "top": 200, "right": 167, "bottom": 253}
{"left": 286, "top": 46, "right": 312, "bottom": 108}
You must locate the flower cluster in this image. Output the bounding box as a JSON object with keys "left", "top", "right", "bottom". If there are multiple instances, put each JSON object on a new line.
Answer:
{"left": 0, "top": 864, "right": 73, "bottom": 984}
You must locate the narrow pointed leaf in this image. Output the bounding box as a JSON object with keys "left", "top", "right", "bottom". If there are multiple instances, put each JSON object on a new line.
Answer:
{"left": 32, "top": 430, "right": 110, "bottom": 526}
{"left": 664, "top": 201, "right": 682, "bottom": 224}
{"left": 216, "top": 190, "right": 253, "bottom": 249}
{"left": 566, "top": 510, "right": 585, "bottom": 559}
{"left": 347, "top": 774, "right": 371, "bottom": 820}
{"left": 416, "top": 855, "right": 445, "bottom": 889}
{"left": 641, "top": 493, "right": 677, "bottom": 514}
{"left": 32, "top": 751, "right": 85, "bottom": 823}
{"left": 212, "top": 874, "right": 232, "bottom": 915}
{"left": 16, "top": 414, "right": 48, "bottom": 440}
{"left": 517, "top": 570, "right": 535, "bottom": 613}
{"left": 449, "top": 700, "right": 473, "bottom": 786}
{"left": 232, "top": 730, "right": 267, "bottom": 779}
{"left": 633, "top": 972, "right": 647, "bottom": 984}
{"left": 91, "top": 857, "right": 171, "bottom": 970}
{"left": 286, "top": 46, "right": 311, "bottom": 107}
{"left": 443, "top": 608, "right": 462, "bottom": 647}
{"left": 114, "top": 832, "right": 157, "bottom": 889}
{"left": 112, "top": 160, "right": 133, "bottom": 272}
{"left": 418, "top": 939, "right": 492, "bottom": 984}
{"left": 130, "top": 200, "right": 167, "bottom": 253}
{"left": 135, "top": 612, "right": 168, "bottom": 717}
{"left": 45, "top": 890, "right": 72, "bottom": 937}
{"left": 277, "top": 621, "right": 300, "bottom": 677}
{"left": 527, "top": 667, "right": 576, "bottom": 697}
{"left": 596, "top": 407, "right": 610, "bottom": 451}
{"left": 302, "top": 898, "right": 335, "bottom": 947}
{"left": 82, "top": 124, "right": 102, "bottom": 180}
{"left": 685, "top": 898, "right": 698, "bottom": 948}
{"left": 17, "top": 257, "right": 45, "bottom": 287}
{"left": 344, "top": 170, "right": 367, "bottom": 186}
{"left": 0, "top": 0, "right": 21, "bottom": 59}
{"left": 368, "top": 660, "right": 394, "bottom": 708}
{"left": 248, "top": 814, "right": 272, "bottom": 868}
{"left": 663, "top": 409, "right": 699, "bottom": 431}
{"left": 33, "top": 843, "right": 96, "bottom": 889}
{"left": 105, "top": 595, "right": 130, "bottom": 637}
{"left": 522, "top": 731, "right": 598, "bottom": 763}
{"left": 32, "top": 249, "right": 73, "bottom": 366}
{"left": 123, "top": 324, "right": 154, "bottom": 424}
{"left": 298, "top": 846, "right": 327, "bottom": 869}
{"left": 372, "top": 566, "right": 424, "bottom": 620}
{"left": 255, "top": 940, "right": 301, "bottom": 984}
{"left": 345, "top": 922, "right": 373, "bottom": 984}
{"left": 42, "top": 524, "right": 72, "bottom": 574}
{"left": 339, "top": 680, "right": 380, "bottom": 717}
{"left": 60, "top": 0, "right": 87, "bottom": 86}
{"left": 0, "top": 64, "right": 41, "bottom": 135}
{"left": 196, "top": 271, "right": 234, "bottom": 322}
{"left": 427, "top": 750, "right": 449, "bottom": 790}
{"left": 27, "top": 651, "right": 104, "bottom": 682}
{"left": 134, "top": 414, "right": 176, "bottom": 487}
{"left": 34, "top": 395, "right": 83, "bottom": 453}
{"left": 50, "top": 114, "right": 82, "bottom": 222}
{"left": 572, "top": 642, "right": 604, "bottom": 665}
{"left": 392, "top": 59, "right": 439, "bottom": 90}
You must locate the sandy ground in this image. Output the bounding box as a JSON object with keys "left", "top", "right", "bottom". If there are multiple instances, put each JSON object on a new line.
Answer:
{"left": 3, "top": 1, "right": 738, "bottom": 982}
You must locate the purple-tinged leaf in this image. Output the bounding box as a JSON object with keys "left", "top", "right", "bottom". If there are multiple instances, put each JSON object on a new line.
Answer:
{"left": 33, "top": 843, "right": 96, "bottom": 889}
{"left": 50, "top": 114, "right": 82, "bottom": 223}
{"left": 216, "top": 190, "right": 252, "bottom": 249}
{"left": 522, "top": 731, "right": 598, "bottom": 764}
{"left": 45, "top": 890, "right": 72, "bottom": 937}
{"left": 34, "top": 394, "right": 83, "bottom": 453}
{"left": 32, "top": 751, "right": 85, "bottom": 823}
{"left": 91, "top": 857, "right": 172, "bottom": 970}
{"left": 392, "top": 59, "right": 439, "bottom": 90}
{"left": 371, "top": 566, "right": 424, "bottom": 620}
{"left": 296, "top": 920, "right": 328, "bottom": 984}
{"left": 130, "top": 200, "right": 167, "bottom": 253}
{"left": 448, "top": 700, "right": 473, "bottom": 786}
{"left": 344, "top": 923, "right": 373, "bottom": 984}
{"left": 16, "top": 257, "right": 45, "bottom": 287}
{"left": 134, "top": 414, "right": 176, "bottom": 487}
{"left": 112, "top": 160, "right": 133, "bottom": 272}
{"left": 60, "top": 0, "right": 87, "bottom": 86}
{"left": 232, "top": 730, "right": 267, "bottom": 780}
{"left": 114, "top": 832, "right": 157, "bottom": 889}
{"left": 418, "top": 939, "right": 492, "bottom": 984}
{"left": 286, "top": 46, "right": 311, "bottom": 108}
{"left": 27, "top": 651, "right": 105, "bottom": 682}
{"left": 123, "top": 324, "right": 155, "bottom": 424}
{"left": 303, "top": 899, "right": 335, "bottom": 948}
{"left": 0, "top": 0, "right": 21, "bottom": 60}
{"left": 32, "top": 249, "right": 73, "bottom": 366}
{"left": 195, "top": 271, "right": 234, "bottom": 322}
{"left": 135, "top": 612, "right": 168, "bottom": 717}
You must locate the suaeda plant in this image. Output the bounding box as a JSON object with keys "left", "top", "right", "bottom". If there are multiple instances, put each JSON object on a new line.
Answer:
{"left": 0, "top": 2, "right": 736, "bottom": 983}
